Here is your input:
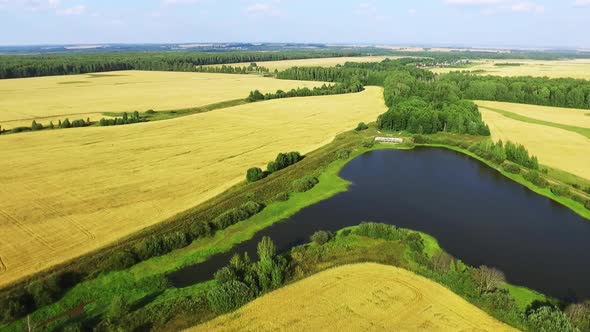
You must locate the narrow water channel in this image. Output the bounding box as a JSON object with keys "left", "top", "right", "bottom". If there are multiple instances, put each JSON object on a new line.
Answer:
{"left": 169, "top": 148, "right": 590, "bottom": 301}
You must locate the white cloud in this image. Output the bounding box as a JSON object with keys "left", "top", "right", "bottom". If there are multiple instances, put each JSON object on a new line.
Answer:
{"left": 444, "top": 0, "right": 544, "bottom": 14}
{"left": 162, "top": 0, "right": 200, "bottom": 5}
{"left": 56, "top": 4, "right": 85, "bottom": 15}
{"left": 510, "top": 2, "right": 544, "bottom": 13}
{"left": 245, "top": 3, "right": 280, "bottom": 16}
{"left": 574, "top": 0, "right": 590, "bottom": 6}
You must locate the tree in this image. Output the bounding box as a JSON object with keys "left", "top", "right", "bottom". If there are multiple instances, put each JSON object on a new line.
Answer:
{"left": 207, "top": 280, "right": 253, "bottom": 313}
{"left": 311, "top": 230, "right": 332, "bottom": 245}
{"left": 473, "top": 265, "right": 505, "bottom": 292}
{"left": 527, "top": 306, "right": 579, "bottom": 332}
{"left": 246, "top": 167, "right": 264, "bottom": 182}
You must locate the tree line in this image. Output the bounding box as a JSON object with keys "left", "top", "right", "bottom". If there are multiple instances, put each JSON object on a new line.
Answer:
{"left": 441, "top": 72, "right": 590, "bottom": 109}
{"left": 246, "top": 152, "right": 304, "bottom": 182}
{"left": 246, "top": 80, "right": 364, "bottom": 103}
{"left": 0, "top": 50, "right": 370, "bottom": 79}
{"left": 99, "top": 111, "right": 143, "bottom": 126}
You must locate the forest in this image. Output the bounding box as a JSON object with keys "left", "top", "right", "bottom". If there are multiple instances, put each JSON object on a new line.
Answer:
{"left": 0, "top": 50, "right": 369, "bottom": 79}
{"left": 441, "top": 73, "right": 590, "bottom": 109}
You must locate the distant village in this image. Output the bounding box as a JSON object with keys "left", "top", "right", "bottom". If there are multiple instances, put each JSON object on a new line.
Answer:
{"left": 416, "top": 59, "right": 472, "bottom": 68}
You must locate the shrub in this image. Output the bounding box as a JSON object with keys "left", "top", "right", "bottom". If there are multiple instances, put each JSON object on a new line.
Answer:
{"left": 207, "top": 280, "right": 253, "bottom": 313}
{"left": 292, "top": 176, "right": 319, "bottom": 192}
{"left": 355, "top": 222, "right": 405, "bottom": 241}
{"left": 161, "top": 231, "right": 189, "bottom": 252}
{"left": 246, "top": 167, "right": 264, "bottom": 182}
{"left": 190, "top": 221, "right": 212, "bottom": 238}
{"left": 361, "top": 138, "right": 375, "bottom": 148}
{"left": 212, "top": 202, "right": 263, "bottom": 229}
{"left": 565, "top": 302, "right": 590, "bottom": 331}
{"left": 523, "top": 170, "right": 548, "bottom": 188}
{"left": 527, "top": 306, "right": 578, "bottom": 332}
{"left": 355, "top": 122, "right": 369, "bottom": 131}
{"left": 241, "top": 201, "right": 263, "bottom": 215}
{"left": 405, "top": 233, "right": 425, "bottom": 253}
{"left": 550, "top": 184, "right": 571, "bottom": 197}
{"left": 103, "top": 250, "right": 137, "bottom": 272}
{"left": 502, "top": 163, "right": 520, "bottom": 174}
{"left": 310, "top": 230, "right": 333, "bottom": 245}
{"left": 336, "top": 148, "right": 352, "bottom": 160}
{"left": 275, "top": 192, "right": 289, "bottom": 202}
{"left": 145, "top": 109, "right": 156, "bottom": 114}
{"left": 431, "top": 252, "right": 454, "bottom": 274}
{"left": 25, "top": 276, "right": 62, "bottom": 308}
{"left": 413, "top": 134, "right": 430, "bottom": 144}
{"left": 133, "top": 236, "right": 163, "bottom": 261}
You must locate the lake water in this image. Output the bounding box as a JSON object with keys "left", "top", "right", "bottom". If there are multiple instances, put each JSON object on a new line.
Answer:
{"left": 169, "top": 148, "right": 590, "bottom": 301}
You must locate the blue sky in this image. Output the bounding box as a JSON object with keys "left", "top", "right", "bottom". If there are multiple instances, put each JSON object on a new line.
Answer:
{"left": 0, "top": 0, "right": 589, "bottom": 48}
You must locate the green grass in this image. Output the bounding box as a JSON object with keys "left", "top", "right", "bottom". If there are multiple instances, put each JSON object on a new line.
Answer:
{"left": 480, "top": 106, "right": 590, "bottom": 139}
{"left": 504, "top": 284, "right": 547, "bottom": 311}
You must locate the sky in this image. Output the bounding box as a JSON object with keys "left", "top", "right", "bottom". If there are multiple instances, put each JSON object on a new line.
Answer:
{"left": 0, "top": 0, "right": 589, "bottom": 48}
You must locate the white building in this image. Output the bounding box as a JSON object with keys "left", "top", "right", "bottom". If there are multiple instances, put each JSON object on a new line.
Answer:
{"left": 375, "top": 137, "right": 404, "bottom": 144}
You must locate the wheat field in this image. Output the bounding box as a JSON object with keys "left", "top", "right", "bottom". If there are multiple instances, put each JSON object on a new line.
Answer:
{"left": 0, "top": 71, "right": 323, "bottom": 129}
{"left": 214, "top": 56, "right": 395, "bottom": 71}
{"left": 480, "top": 108, "right": 590, "bottom": 180}
{"left": 476, "top": 101, "right": 590, "bottom": 128}
{"left": 189, "top": 263, "right": 517, "bottom": 332}
{"left": 0, "top": 87, "right": 386, "bottom": 287}
{"left": 431, "top": 59, "right": 590, "bottom": 79}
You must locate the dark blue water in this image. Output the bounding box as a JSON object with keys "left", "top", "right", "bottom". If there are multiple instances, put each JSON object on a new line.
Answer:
{"left": 169, "top": 148, "right": 590, "bottom": 301}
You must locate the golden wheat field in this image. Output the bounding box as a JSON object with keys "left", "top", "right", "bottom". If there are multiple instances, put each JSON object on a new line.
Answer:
{"left": 189, "top": 263, "right": 517, "bottom": 332}
{"left": 476, "top": 100, "right": 590, "bottom": 128}
{"left": 480, "top": 108, "right": 590, "bottom": 180}
{"left": 213, "top": 56, "right": 395, "bottom": 71}
{"left": 431, "top": 59, "right": 590, "bottom": 79}
{"left": 0, "top": 71, "right": 323, "bottom": 129}
{"left": 0, "top": 87, "right": 386, "bottom": 287}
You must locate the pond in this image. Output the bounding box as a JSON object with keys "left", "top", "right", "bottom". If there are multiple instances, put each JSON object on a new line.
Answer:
{"left": 169, "top": 148, "right": 590, "bottom": 301}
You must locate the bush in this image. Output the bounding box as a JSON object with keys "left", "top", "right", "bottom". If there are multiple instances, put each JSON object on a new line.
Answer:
{"left": 145, "top": 109, "right": 156, "bottom": 114}
{"left": 292, "top": 176, "right": 319, "bottom": 193}
{"left": 241, "top": 201, "right": 263, "bottom": 215}
{"left": 412, "top": 134, "right": 430, "bottom": 144}
{"left": 161, "top": 231, "right": 189, "bottom": 252}
{"left": 207, "top": 280, "right": 253, "bottom": 314}
{"left": 502, "top": 163, "right": 520, "bottom": 174}
{"left": 523, "top": 170, "right": 548, "bottom": 188}
{"left": 103, "top": 250, "right": 137, "bottom": 272}
{"left": 310, "top": 230, "right": 333, "bottom": 245}
{"left": 405, "top": 233, "right": 425, "bottom": 253}
{"left": 190, "top": 221, "right": 212, "bottom": 238}
{"left": 527, "top": 306, "right": 578, "bottom": 332}
{"left": 212, "top": 202, "right": 263, "bottom": 229}
{"left": 246, "top": 167, "right": 264, "bottom": 182}
{"left": 336, "top": 148, "right": 352, "bottom": 160}
{"left": 355, "top": 122, "right": 369, "bottom": 131}
{"left": 550, "top": 184, "right": 571, "bottom": 197}
{"left": 354, "top": 222, "right": 405, "bottom": 241}
{"left": 361, "top": 138, "right": 375, "bottom": 148}
{"left": 565, "top": 302, "right": 590, "bottom": 331}
{"left": 275, "top": 192, "right": 289, "bottom": 202}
